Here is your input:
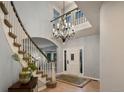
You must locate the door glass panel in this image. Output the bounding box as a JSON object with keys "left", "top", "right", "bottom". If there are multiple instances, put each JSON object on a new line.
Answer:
{"left": 80, "top": 49, "right": 83, "bottom": 73}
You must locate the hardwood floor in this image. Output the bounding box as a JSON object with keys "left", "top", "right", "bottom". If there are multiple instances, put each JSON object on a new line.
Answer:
{"left": 43, "top": 80, "right": 100, "bottom": 92}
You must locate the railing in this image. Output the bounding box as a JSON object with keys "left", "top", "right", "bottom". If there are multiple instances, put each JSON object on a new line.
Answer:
{"left": 0, "top": 1, "right": 56, "bottom": 86}
{"left": 68, "top": 9, "right": 87, "bottom": 26}
{"left": 52, "top": 8, "right": 87, "bottom": 27}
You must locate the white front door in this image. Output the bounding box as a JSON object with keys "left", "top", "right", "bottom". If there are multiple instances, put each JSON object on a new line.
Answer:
{"left": 64, "top": 48, "right": 84, "bottom": 76}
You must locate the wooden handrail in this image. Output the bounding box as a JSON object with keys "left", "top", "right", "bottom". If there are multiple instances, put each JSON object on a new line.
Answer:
{"left": 10, "top": 1, "right": 49, "bottom": 62}
{"left": 50, "top": 7, "right": 78, "bottom": 22}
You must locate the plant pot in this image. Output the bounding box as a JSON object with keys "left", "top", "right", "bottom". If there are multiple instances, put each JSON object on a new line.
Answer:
{"left": 19, "top": 69, "right": 31, "bottom": 84}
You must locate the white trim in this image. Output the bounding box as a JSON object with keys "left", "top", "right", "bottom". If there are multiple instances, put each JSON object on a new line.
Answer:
{"left": 83, "top": 75, "right": 100, "bottom": 81}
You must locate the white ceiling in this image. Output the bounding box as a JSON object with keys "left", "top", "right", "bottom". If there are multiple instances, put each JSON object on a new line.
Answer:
{"left": 32, "top": 37, "right": 57, "bottom": 48}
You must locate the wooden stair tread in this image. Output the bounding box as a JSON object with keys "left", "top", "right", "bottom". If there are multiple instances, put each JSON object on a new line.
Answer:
{"left": 4, "top": 19, "right": 12, "bottom": 28}
{"left": 8, "top": 32, "right": 17, "bottom": 39}
{"left": 13, "top": 42, "right": 21, "bottom": 47}
{"left": 36, "top": 71, "right": 43, "bottom": 74}
{"left": 18, "top": 50, "right": 26, "bottom": 54}
{"left": 0, "top": 2, "right": 8, "bottom": 15}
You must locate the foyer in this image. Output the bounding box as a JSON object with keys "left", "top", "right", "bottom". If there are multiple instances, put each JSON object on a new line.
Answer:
{"left": 0, "top": 1, "right": 124, "bottom": 92}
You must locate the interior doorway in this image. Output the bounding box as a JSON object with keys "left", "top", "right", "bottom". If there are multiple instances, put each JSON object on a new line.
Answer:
{"left": 64, "top": 47, "right": 84, "bottom": 76}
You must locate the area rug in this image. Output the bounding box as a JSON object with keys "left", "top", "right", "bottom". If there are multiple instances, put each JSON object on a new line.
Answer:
{"left": 56, "top": 74, "right": 91, "bottom": 88}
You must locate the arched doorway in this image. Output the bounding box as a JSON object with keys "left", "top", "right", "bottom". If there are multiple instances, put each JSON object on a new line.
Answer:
{"left": 31, "top": 37, "right": 58, "bottom": 72}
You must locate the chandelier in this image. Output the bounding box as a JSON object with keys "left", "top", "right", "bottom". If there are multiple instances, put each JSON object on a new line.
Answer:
{"left": 51, "top": 2, "right": 78, "bottom": 42}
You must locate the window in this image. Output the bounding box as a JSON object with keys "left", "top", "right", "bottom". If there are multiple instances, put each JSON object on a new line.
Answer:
{"left": 76, "top": 10, "right": 84, "bottom": 19}
{"left": 66, "top": 15, "right": 71, "bottom": 23}
{"left": 53, "top": 9, "right": 60, "bottom": 25}
{"left": 53, "top": 53, "right": 56, "bottom": 61}
{"left": 53, "top": 9, "right": 60, "bottom": 19}
{"left": 47, "top": 53, "right": 51, "bottom": 61}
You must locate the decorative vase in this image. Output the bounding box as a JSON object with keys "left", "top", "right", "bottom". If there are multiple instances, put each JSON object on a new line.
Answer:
{"left": 19, "top": 67, "right": 31, "bottom": 84}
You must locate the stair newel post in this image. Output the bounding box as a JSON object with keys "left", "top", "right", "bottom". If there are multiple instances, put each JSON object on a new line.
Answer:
{"left": 46, "top": 61, "right": 56, "bottom": 88}
{"left": 51, "top": 62, "right": 56, "bottom": 83}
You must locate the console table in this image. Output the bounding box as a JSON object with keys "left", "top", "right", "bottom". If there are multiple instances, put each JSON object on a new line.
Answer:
{"left": 8, "top": 77, "right": 38, "bottom": 92}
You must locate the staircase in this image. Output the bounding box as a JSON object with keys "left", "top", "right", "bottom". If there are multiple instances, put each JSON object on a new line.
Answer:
{"left": 0, "top": 1, "right": 56, "bottom": 91}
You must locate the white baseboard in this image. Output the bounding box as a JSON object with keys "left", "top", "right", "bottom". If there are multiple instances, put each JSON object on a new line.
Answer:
{"left": 83, "top": 75, "right": 100, "bottom": 81}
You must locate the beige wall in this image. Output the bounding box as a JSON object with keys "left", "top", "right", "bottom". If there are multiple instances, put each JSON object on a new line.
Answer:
{"left": 0, "top": 28, "right": 21, "bottom": 91}
{"left": 100, "top": 2, "right": 124, "bottom": 91}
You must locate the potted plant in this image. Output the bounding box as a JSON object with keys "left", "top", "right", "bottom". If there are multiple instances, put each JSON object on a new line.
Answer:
{"left": 12, "top": 53, "right": 37, "bottom": 84}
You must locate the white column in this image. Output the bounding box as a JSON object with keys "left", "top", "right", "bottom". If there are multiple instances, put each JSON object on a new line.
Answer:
{"left": 51, "top": 62, "right": 56, "bottom": 83}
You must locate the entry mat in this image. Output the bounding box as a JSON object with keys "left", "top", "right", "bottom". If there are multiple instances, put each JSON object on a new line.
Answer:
{"left": 56, "top": 74, "right": 91, "bottom": 88}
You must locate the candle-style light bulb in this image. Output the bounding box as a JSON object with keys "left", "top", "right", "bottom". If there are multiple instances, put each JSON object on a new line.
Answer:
{"left": 57, "top": 23, "right": 59, "bottom": 28}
